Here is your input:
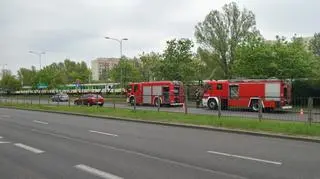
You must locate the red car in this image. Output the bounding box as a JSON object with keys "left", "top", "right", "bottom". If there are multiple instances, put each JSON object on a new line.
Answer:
{"left": 74, "top": 94, "right": 104, "bottom": 106}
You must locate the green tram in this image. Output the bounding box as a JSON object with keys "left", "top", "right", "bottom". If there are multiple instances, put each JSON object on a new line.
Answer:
{"left": 15, "top": 83, "right": 123, "bottom": 95}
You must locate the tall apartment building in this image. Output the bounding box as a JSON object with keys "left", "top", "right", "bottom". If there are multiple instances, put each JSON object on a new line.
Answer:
{"left": 91, "top": 58, "right": 120, "bottom": 81}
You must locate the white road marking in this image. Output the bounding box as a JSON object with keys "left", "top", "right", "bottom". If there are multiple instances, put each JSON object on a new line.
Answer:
{"left": 31, "top": 129, "right": 246, "bottom": 179}
{"left": 33, "top": 120, "right": 49, "bottom": 125}
{"left": 207, "top": 150, "right": 282, "bottom": 165}
{"left": 14, "top": 143, "right": 45, "bottom": 154}
{"left": 74, "top": 164, "right": 123, "bottom": 179}
{"left": 0, "top": 115, "right": 11, "bottom": 118}
{"left": 89, "top": 130, "right": 118, "bottom": 137}
{"left": 0, "top": 141, "right": 10, "bottom": 144}
{"left": 0, "top": 136, "right": 10, "bottom": 143}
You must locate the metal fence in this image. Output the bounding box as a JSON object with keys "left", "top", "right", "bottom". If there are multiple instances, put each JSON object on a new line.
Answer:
{"left": 0, "top": 94, "right": 319, "bottom": 123}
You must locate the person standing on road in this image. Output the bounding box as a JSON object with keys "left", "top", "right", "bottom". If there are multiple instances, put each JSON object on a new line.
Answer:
{"left": 195, "top": 84, "right": 205, "bottom": 108}
{"left": 195, "top": 88, "right": 201, "bottom": 108}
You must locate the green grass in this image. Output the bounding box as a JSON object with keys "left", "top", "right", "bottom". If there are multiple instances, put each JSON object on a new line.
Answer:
{"left": 1, "top": 102, "right": 320, "bottom": 137}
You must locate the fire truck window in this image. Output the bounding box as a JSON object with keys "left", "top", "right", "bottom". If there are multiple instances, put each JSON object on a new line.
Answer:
{"left": 204, "top": 83, "right": 212, "bottom": 91}
{"left": 163, "top": 87, "right": 170, "bottom": 92}
{"left": 229, "top": 85, "right": 239, "bottom": 98}
{"left": 174, "top": 87, "right": 179, "bottom": 94}
{"left": 284, "top": 87, "right": 287, "bottom": 98}
{"left": 217, "top": 84, "right": 223, "bottom": 90}
{"left": 163, "top": 87, "right": 170, "bottom": 100}
{"left": 134, "top": 85, "right": 138, "bottom": 92}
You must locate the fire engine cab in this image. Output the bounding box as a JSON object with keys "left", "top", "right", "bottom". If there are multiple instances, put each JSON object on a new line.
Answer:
{"left": 126, "top": 81, "right": 185, "bottom": 106}
{"left": 202, "top": 79, "right": 292, "bottom": 111}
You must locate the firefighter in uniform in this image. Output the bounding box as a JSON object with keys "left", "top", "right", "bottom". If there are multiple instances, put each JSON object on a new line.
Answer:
{"left": 195, "top": 88, "right": 201, "bottom": 108}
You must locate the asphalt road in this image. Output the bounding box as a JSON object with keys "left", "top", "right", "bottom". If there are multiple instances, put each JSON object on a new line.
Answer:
{"left": 1, "top": 108, "right": 320, "bottom": 179}
{"left": 4, "top": 97, "right": 320, "bottom": 122}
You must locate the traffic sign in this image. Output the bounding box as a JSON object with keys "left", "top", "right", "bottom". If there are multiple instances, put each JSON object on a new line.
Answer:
{"left": 37, "top": 83, "right": 48, "bottom": 89}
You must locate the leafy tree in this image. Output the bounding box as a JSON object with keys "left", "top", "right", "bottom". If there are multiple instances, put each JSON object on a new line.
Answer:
{"left": 109, "top": 57, "right": 142, "bottom": 85}
{"left": 158, "top": 38, "right": 196, "bottom": 83}
{"left": 315, "top": 58, "right": 320, "bottom": 80}
{"left": 309, "top": 33, "right": 320, "bottom": 56}
{"left": 58, "top": 59, "right": 86, "bottom": 83}
{"left": 191, "top": 54, "right": 209, "bottom": 81}
{"left": 76, "top": 61, "right": 91, "bottom": 83}
{"left": 43, "top": 59, "right": 90, "bottom": 86}
{"left": 233, "top": 35, "right": 314, "bottom": 79}
{"left": 37, "top": 63, "right": 66, "bottom": 89}
{"left": 63, "top": 59, "right": 90, "bottom": 84}
{"left": 233, "top": 35, "right": 274, "bottom": 78}
{"left": 17, "top": 66, "right": 38, "bottom": 87}
{"left": 282, "top": 36, "right": 314, "bottom": 79}
{"left": 195, "top": 2, "right": 258, "bottom": 78}
{"left": 308, "top": 33, "right": 320, "bottom": 79}
{"left": 197, "top": 48, "right": 225, "bottom": 80}
{"left": 17, "top": 59, "right": 91, "bottom": 89}
{"left": 138, "top": 52, "right": 162, "bottom": 81}
{"left": 0, "top": 70, "right": 21, "bottom": 93}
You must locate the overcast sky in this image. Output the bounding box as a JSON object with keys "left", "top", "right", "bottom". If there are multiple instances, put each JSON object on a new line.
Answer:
{"left": 1, "top": 0, "right": 320, "bottom": 73}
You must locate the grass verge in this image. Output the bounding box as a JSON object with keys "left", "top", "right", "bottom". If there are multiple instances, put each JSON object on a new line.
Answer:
{"left": 1, "top": 103, "right": 320, "bottom": 137}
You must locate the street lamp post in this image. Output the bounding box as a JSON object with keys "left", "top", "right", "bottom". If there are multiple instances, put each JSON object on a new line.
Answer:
{"left": 104, "top": 37, "right": 128, "bottom": 87}
{"left": 0, "top": 64, "right": 7, "bottom": 94}
{"left": 1, "top": 64, "right": 7, "bottom": 77}
{"left": 29, "top": 51, "right": 45, "bottom": 104}
{"left": 29, "top": 51, "right": 45, "bottom": 71}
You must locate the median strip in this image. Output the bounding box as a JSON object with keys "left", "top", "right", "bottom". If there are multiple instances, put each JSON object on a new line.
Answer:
{"left": 74, "top": 164, "right": 123, "bottom": 179}
{"left": 14, "top": 143, "right": 45, "bottom": 154}
{"left": 207, "top": 150, "right": 282, "bottom": 165}
{"left": 89, "top": 130, "right": 118, "bottom": 137}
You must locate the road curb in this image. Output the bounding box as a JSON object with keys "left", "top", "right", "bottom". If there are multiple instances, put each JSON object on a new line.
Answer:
{"left": 2, "top": 106, "right": 320, "bottom": 143}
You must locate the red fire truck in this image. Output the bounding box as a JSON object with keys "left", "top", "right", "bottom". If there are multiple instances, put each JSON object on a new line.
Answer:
{"left": 202, "top": 79, "right": 292, "bottom": 111}
{"left": 126, "top": 81, "right": 185, "bottom": 106}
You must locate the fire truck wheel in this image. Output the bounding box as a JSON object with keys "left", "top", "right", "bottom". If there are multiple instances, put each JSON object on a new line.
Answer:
{"left": 208, "top": 99, "right": 217, "bottom": 110}
{"left": 250, "top": 100, "right": 260, "bottom": 112}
